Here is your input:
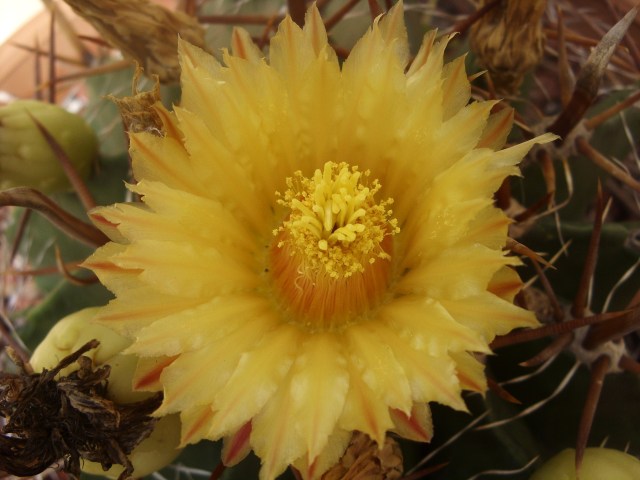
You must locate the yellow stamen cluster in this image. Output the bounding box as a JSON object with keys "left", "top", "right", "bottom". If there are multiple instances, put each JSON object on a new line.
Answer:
{"left": 274, "top": 161, "right": 399, "bottom": 279}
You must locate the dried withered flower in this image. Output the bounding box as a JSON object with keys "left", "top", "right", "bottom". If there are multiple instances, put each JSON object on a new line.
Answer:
{"left": 62, "top": 0, "right": 207, "bottom": 83}
{"left": 470, "top": 0, "right": 547, "bottom": 93}
{"left": 109, "top": 68, "right": 164, "bottom": 135}
{"left": 0, "top": 340, "right": 162, "bottom": 480}
{"left": 321, "top": 432, "right": 403, "bottom": 480}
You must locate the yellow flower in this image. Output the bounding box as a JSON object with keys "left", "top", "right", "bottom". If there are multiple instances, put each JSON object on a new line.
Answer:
{"left": 85, "top": 3, "right": 554, "bottom": 479}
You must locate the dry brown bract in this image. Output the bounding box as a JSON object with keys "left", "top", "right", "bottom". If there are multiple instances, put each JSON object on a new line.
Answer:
{"left": 470, "top": 0, "right": 547, "bottom": 93}
{"left": 321, "top": 432, "right": 403, "bottom": 480}
{"left": 0, "top": 340, "right": 162, "bottom": 480}
{"left": 62, "top": 0, "right": 206, "bottom": 83}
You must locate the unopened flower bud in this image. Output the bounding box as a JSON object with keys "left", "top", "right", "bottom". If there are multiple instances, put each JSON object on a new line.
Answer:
{"left": 30, "top": 308, "right": 182, "bottom": 478}
{"left": 531, "top": 448, "right": 640, "bottom": 480}
{"left": 0, "top": 100, "right": 96, "bottom": 193}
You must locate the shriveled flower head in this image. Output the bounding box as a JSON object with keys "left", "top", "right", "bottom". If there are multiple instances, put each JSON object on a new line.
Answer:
{"left": 85, "top": 3, "right": 554, "bottom": 479}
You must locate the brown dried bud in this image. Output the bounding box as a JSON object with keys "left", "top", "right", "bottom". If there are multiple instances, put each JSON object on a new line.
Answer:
{"left": 470, "top": 0, "right": 547, "bottom": 93}
{"left": 109, "top": 68, "right": 164, "bottom": 135}
{"left": 0, "top": 340, "right": 161, "bottom": 480}
{"left": 62, "top": 0, "right": 207, "bottom": 83}
{"left": 321, "top": 432, "right": 403, "bottom": 480}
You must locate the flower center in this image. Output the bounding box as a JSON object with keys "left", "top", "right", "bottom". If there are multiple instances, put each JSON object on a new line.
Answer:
{"left": 270, "top": 161, "right": 399, "bottom": 330}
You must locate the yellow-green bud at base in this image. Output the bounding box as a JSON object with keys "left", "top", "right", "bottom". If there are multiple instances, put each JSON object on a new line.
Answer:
{"left": 0, "top": 100, "right": 96, "bottom": 193}
{"left": 531, "top": 448, "right": 640, "bottom": 480}
{"left": 30, "top": 308, "right": 183, "bottom": 477}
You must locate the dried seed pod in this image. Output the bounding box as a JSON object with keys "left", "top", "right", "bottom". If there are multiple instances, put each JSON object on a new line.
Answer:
{"left": 321, "top": 432, "right": 403, "bottom": 480}
{"left": 62, "top": 0, "right": 207, "bottom": 83}
{"left": 28, "top": 308, "right": 182, "bottom": 479}
{"left": 0, "top": 100, "right": 96, "bottom": 193}
{"left": 470, "top": 0, "right": 547, "bottom": 93}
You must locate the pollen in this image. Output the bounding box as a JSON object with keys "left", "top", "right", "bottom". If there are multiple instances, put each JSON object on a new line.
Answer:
{"left": 270, "top": 161, "right": 399, "bottom": 329}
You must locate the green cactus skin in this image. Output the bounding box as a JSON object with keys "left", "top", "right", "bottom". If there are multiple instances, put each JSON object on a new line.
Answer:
{"left": 0, "top": 100, "right": 97, "bottom": 193}
{"left": 531, "top": 448, "right": 640, "bottom": 480}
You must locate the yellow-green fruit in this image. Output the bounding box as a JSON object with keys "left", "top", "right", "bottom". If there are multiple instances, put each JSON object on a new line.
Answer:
{"left": 0, "top": 100, "right": 96, "bottom": 193}
{"left": 531, "top": 448, "right": 640, "bottom": 480}
{"left": 30, "top": 308, "right": 182, "bottom": 477}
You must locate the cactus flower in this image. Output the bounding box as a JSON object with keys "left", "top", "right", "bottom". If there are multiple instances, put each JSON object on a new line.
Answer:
{"left": 85, "top": 3, "right": 555, "bottom": 479}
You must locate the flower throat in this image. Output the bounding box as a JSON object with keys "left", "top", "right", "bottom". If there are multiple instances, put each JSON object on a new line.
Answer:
{"left": 270, "top": 161, "right": 399, "bottom": 330}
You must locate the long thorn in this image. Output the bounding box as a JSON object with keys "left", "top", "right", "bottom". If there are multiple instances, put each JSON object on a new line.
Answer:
{"left": 583, "top": 306, "right": 640, "bottom": 349}
{"left": 9, "top": 209, "right": 32, "bottom": 264}
{"left": 531, "top": 257, "right": 565, "bottom": 322}
{"left": 367, "top": 0, "right": 383, "bottom": 19}
{"left": 325, "top": 0, "right": 361, "bottom": 31}
{"left": 54, "top": 246, "right": 99, "bottom": 286}
{"left": 0, "top": 188, "right": 108, "bottom": 247}
{"left": 575, "top": 355, "right": 610, "bottom": 474}
{"left": 571, "top": 183, "right": 605, "bottom": 319}
{"left": 198, "top": 14, "right": 283, "bottom": 25}
{"left": 548, "top": 7, "right": 638, "bottom": 139}
{"left": 33, "top": 40, "right": 43, "bottom": 101}
{"left": 619, "top": 355, "right": 640, "bottom": 375}
{"left": 48, "top": 6, "right": 56, "bottom": 104}
{"left": 584, "top": 90, "right": 640, "bottom": 130}
{"left": 491, "top": 311, "right": 626, "bottom": 350}
{"left": 208, "top": 463, "right": 226, "bottom": 480}
{"left": 519, "top": 333, "right": 573, "bottom": 367}
{"left": 576, "top": 137, "right": 640, "bottom": 192}
{"left": 27, "top": 113, "right": 97, "bottom": 211}
{"left": 556, "top": 5, "right": 575, "bottom": 106}
{"left": 0, "top": 312, "right": 31, "bottom": 368}
{"left": 448, "top": 0, "right": 500, "bottom": 36}
{"left": 288, "top": 0, "right": 307, "bottom": 27}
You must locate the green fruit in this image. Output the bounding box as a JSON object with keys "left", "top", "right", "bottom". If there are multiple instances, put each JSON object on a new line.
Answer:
{"left": 531, "top": 448, "right": 640, "bottom": 480}
{"left": 0, "top": 100, "right": 97, "bottom": 193}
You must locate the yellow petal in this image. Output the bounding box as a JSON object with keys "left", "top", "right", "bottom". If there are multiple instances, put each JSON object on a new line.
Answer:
{"left": 381, "top": 296, "right": 488, "bottom": 355}
{"left": 338, "top": 358, "right": 394, "bottom": 446}
{"left": 440, "top": 291, "right": 537, "bottom": 342}
{"left": 128, "top": 295, "right": 273, "bottom": 357}
{"left": 390, "top": 403, "right": 433, "bottom": 442}
{"left": 209, "top": 325, "right": 301, "bottom": 437}
{"left": 288, "top": 333, "right": 349, "bottom": 460}
{"left": 221, "top": 422, "right": 253, "bottom": 467}
{"left": 158, "top": 312, "right": 279, "bottom": 415}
